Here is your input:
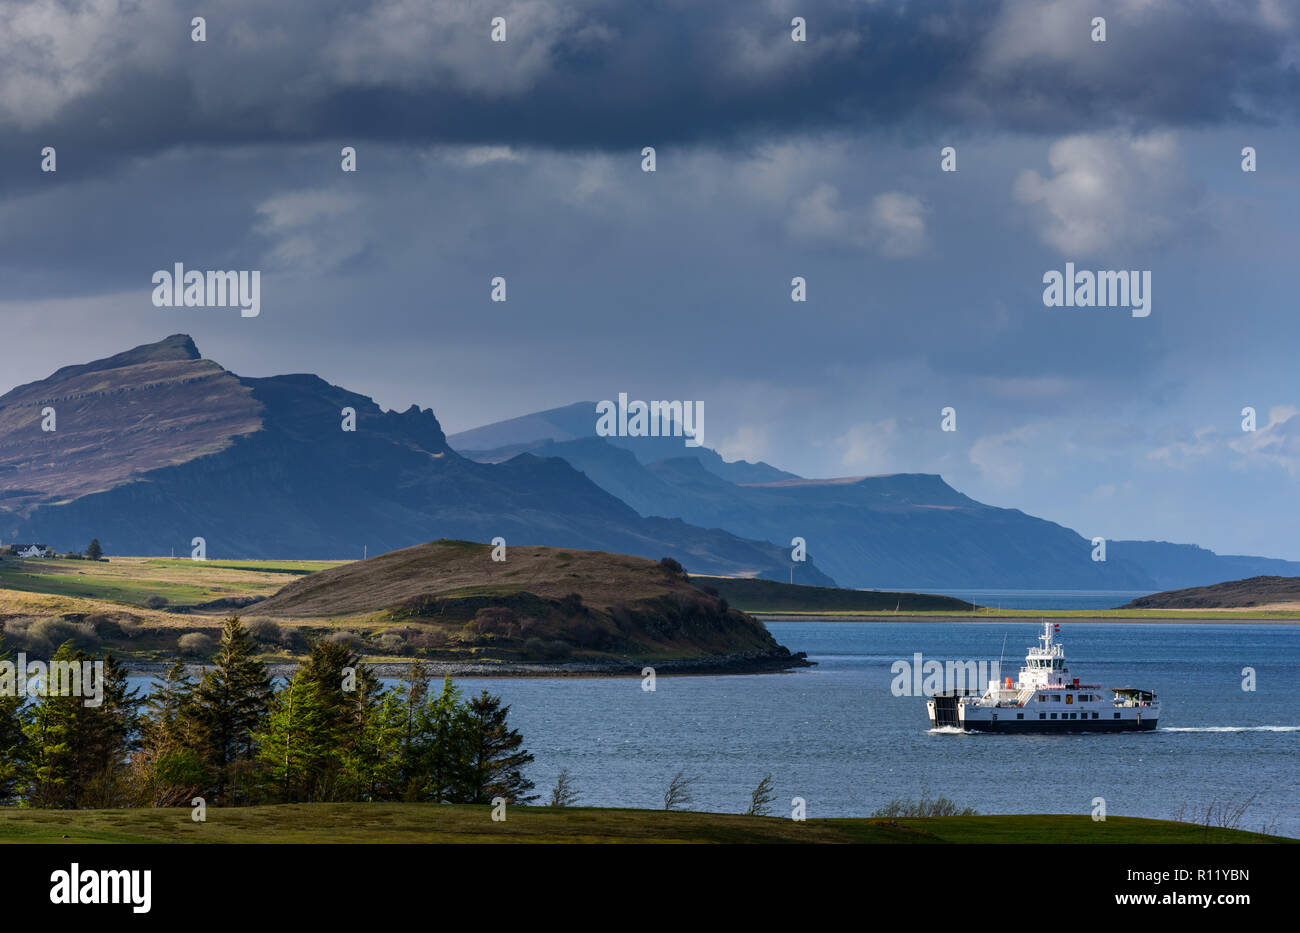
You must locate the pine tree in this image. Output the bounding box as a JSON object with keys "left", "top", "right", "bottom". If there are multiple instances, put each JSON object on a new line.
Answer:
{"left": 23, "top": 644, "right": 139, "bottom": 807}
{"left": 0, "top": 637, "right": 30, "bottom": 803}
{"left": 424, "top": 676, "right": 472, "bottom": 803}
{"left": 255, "top": 639, "right": 380, "bottom": 802}
{"left": 85, "top": 539, "right": 103, "bottom": 560}
{"left": 190, "top": 616, "right": 273, "bottom": 802}
{"left": 131, "top": 659, "right": 204, "bottom": 807}
{"left": 459, "top": 690, "right": 535, "bottom": 804}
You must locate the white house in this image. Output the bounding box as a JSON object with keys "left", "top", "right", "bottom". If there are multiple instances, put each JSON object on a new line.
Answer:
{"left": 14, "top": 544, "right": 54, "bottom": 558}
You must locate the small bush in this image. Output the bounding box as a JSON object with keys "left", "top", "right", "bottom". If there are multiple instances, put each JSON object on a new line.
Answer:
{"left": 377, "top": 631, "right": 408, "bottom": 654}
{"left": 178, "top": 633, "right": 215, "bottom": 657}
{"left": 245, "top": 617, "right": 282, "bottom": 644}
{"left": 324, "top": 630, "right": 364, "bottom": 651}
{"left": 871, "top": 795, "right": 977, "bottom": 818}
{"left": 659, "top": 557, "right": 685, "bottom": 576}
{"left": 28, "top": 618, "right": 99, "bottom": 653}
{"left": 144, "top": 595, "right": 169, "bottom": 610}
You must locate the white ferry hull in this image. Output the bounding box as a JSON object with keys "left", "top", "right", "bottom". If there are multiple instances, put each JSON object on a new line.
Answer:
{"left": 927, "top": 699, "right": 1158, "bottom": 733}
{"left": 924, "top": 622, "right": 1160, "bottom": 734}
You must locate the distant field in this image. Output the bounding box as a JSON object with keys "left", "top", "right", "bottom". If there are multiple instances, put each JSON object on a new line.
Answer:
{"left": 0, "top": 804, "right": 1288, "bottom": 844}
{"left": 0, "top": 556, "right": 347, "bottom": 611}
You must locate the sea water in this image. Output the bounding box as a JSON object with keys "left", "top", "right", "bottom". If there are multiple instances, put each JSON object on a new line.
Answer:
{"left": 128, "top": 621, "right": 1299, "bottom": 836}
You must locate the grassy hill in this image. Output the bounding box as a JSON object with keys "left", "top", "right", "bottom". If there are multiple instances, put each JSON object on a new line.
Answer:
{"left": 0, "top": 543, "right": 809, "bottom": 670}
{"left": 1123, "top": 575, "right": 1300, "bottom": 610}
{"left": 0, "top": 804, "right": 1288, "bottom": 844}
{"left": 252, "top": 539, "right": 805, "bottom": 668}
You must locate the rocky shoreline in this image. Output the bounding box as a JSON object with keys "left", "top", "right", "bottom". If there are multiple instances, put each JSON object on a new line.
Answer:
{"left": 126, "top": 649, "right": 815, "bottom": 679}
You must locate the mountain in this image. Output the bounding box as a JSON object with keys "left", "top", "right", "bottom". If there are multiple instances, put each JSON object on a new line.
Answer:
{"left": 0, "top": 336, "right": 833, "bottom": 584}
{"left": 447, "top": 411, "right": 1300, "bottom": 592}
{"left": 1106, "top": 541, "right": 1300, "bottom": 592}
{"left": 449, "top": 400, "right": 798, "bottom": 485}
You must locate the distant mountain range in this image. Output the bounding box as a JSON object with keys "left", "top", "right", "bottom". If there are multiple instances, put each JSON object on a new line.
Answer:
{"left": 0, "top": 336, "right": 830, "bottom": 584}
{"left": 4, "top": 336, "right": 1296, "bottom": 594}
{"left": 449, "top": 403, "right": 1300, "bottom": 592}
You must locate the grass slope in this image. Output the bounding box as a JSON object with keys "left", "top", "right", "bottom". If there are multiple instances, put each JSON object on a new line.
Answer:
{"left": 0, "top": 544, "right": 802, "bottom": 667}
{"left": 1123, "top": 575, "right": 1300, "bottom": 610}
{"left": 0, "top": 805, "right": 1288, "bottom": 844}
{"left": 0, "top": 556, "right": 344, "bottom": 610}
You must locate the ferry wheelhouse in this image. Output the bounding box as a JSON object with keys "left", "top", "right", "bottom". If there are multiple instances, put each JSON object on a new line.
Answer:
{"left": 926, "top": 622, "right": 1158, "bottom": 733}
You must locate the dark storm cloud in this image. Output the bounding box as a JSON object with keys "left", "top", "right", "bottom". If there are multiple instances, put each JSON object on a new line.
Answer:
{"left": 1, "top": 0, "right": 1296, "bottom": 184}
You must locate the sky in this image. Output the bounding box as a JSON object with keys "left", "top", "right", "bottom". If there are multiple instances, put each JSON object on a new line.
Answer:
{"left": 1, "top": 0, "right": 1299, "bottom": 559}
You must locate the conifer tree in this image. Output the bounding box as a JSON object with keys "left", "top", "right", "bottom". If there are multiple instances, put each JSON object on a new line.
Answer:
{"left": 23, "top": 644, "right": 139, "bottom": 807}
{"left": 191, "top": 616, "right": 273, "bottom": 802}
{"left": 0, "top": 638, "right": 30, "bottom": 803}
{"left": 132, "top": 659, "right": 204, "bottom": 807}
{"left": 460, "top": 690, "right": 535, "bottom": 804}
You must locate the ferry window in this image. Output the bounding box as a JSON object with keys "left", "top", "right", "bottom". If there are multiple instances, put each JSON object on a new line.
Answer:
{"left": 1038, "top": 713, "right": 1045, "bottom": 720}
{"left": 1051, "top": 694, "right": 1060, "bottom": 702}
{"left": 1016, "top": 713, "right": 1024, "bottom": 720}
{"left": 1113, "top": 713, "right": 1120, "bottom": 719}
{"left": 1092, "top": 713, "right": 1099, "bottom": 719}
{"left": 1050, "top": 713, "right": 1057, "bottom": 719}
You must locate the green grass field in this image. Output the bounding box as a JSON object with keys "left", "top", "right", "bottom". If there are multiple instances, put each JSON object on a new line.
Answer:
{"left": 0, "top": 804, "right": 1289, "bottom": 844}
{"left": 0, "top": 557, "right": 346, "bottom": 610}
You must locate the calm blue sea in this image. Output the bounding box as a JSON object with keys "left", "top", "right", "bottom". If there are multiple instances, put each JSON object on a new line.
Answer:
{"left": 128, "top": 622, "right": 1299, "bottom": 836}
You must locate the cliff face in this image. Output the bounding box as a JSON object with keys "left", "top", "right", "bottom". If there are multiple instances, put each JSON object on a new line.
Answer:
{"left": 0, "top": 336, "right": 833, "bottom": 584}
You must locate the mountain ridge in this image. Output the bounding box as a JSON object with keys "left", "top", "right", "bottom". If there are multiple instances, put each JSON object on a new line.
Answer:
{"left": 0, "top": 337, "right": 833, "bottom": 585}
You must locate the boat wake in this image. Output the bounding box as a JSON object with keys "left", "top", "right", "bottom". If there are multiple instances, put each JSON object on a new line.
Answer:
{"left": 1161, "top": 725, "right": 1300, "bottom": 733}
{"left": 927, "top": 726, "right": 968, "bottom": 735}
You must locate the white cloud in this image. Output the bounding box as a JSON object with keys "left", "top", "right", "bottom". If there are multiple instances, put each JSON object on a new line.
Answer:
{"left": 869, "top": 192, "right": 928, "bottom": 257}
{"left": 1013, "top": 132, "right": 1195, "bottom": 256}
{"left": 968, "top": 425, "right": 1036, "bottom": 486}
{"left": 254, "top": 189, "right": 365, "bottom": 269}
{"left": 835, "top": 418, "right": 899, "bottom": 473}
{"left": 717, "top": 424, "right": 771, "bottom": 464}
{"left": 1229, "top": 405, "right": 1300, "bottom": 475}
{"left": 787, "top": 185, "right": 927, "bottom": 257}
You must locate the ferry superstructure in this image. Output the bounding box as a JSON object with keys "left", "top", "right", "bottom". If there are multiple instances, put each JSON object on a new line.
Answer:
{"left": 926, "top": 622, "right": 1158, "bottom": 733}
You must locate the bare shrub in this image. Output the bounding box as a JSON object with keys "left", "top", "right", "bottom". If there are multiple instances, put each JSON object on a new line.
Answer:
{"left": 144, "top": 595, "right": 169, "bottom": 610}
{"left": 245, "top": 617, "right": 282, "bottom": 644}
{"left": 871, "top": 793, "right": 977, "bottom": 818}
{"left": 378, "top": 631, "right": 408, "bottom": 654}
{"left": 178, "top": 632, "right": 215, "bottom": 657}
{"left": 471, "top": 607, "right": 519, "bottom": 636}
{"left": 29, "top": 618, "right": 99, "bottom": 652}
{"left": 324, "top": 630, "right": 364, "bottom": 651}
{"left": 664, "top": 770, "right": 699, "bottom": 811}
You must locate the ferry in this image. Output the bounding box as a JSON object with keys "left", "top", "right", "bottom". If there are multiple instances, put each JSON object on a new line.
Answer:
{"left": 926, "top": 622, "right": 1158, "bottom": 733}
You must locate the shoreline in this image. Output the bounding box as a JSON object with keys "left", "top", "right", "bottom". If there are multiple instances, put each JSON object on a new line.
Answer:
{"left": 753, "top": 613, "right": 1300, "bottom": 624}
{"left": 125, "top": 649, "right": 816, "bottom": 680}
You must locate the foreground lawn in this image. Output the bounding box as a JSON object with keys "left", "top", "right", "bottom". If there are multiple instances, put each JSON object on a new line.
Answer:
{"left": 0, "top": 805, "right": 1289, "bottom": 844}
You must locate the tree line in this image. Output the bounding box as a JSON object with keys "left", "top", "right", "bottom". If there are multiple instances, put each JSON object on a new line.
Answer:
{"left": 0, "top": 616, "right": 535, "bottom": 808}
